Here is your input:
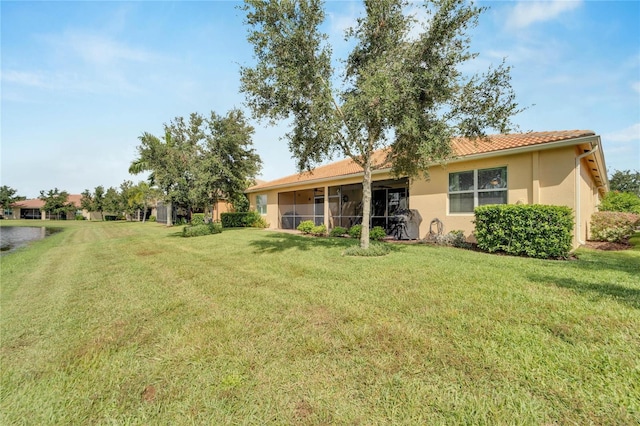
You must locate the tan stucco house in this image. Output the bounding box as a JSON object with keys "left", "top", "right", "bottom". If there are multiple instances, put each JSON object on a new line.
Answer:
{"left": 245, "top": 130, "right": 608, "bottom": 248}
{"left": 9, "top": 194, "right": 84, "bottom": 220}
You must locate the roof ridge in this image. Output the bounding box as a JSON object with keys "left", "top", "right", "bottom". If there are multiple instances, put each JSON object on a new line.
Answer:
{"left": 247, "top": 130, "right": 597, "bottom": 191}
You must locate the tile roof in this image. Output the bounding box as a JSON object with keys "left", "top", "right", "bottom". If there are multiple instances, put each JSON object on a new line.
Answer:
{"left": 13, "top": 194, "right": 83, "bottom": 209}
{"left": 247, "top": 130, "right": 596, "bottom": 191}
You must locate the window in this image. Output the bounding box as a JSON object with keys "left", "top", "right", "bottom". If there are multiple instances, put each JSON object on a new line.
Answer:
{"left": 449, "top": 167, "right": 507, "bottom": 213}
{"left": 256, "top": 194, "right": 267, "bottom": 215}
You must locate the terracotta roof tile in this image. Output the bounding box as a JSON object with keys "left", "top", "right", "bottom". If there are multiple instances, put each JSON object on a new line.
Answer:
{"left": 247, "top": 130, "right": 596, "bottom": 191}
{"left": 13, "top": 194, "right": 83, "bottom": 209}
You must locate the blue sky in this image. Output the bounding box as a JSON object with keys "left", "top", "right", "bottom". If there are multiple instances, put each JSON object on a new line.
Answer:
{"left": 2, "top": 0, "right": 638, "bottom": 198}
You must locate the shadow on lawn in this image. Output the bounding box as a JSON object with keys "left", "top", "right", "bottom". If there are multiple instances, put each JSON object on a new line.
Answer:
{"left": 528, "top": 273, "right": 640, "bottom": 310}
{"left": 249, "top": 232, "right": 406, "bottom": 254}
{"left": 250, "top": 232, "right": 358, "bottom": 253}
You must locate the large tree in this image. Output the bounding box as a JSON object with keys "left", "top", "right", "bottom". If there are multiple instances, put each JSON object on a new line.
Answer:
{"left": 130, "top": 110, "right": 261, "bottom": 224}
{"left": 240, "top": 0, "right": 521, "bottom": 248}
{"left": 39, "top": 188, "right": 75, "bottom": 220}
{"left": 80, "top": 186, "right": 106, "bottom": 220}
{"left": 0, "top": 186, "right": 25, "bottom": 213}
{"left": 103, "top": 187, "right": 122, "bottom": 218}
{"left": 192, "top": 109, "right": 262, "bottom": 218}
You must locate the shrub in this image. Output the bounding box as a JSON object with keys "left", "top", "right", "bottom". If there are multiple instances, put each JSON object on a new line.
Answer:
{"left": 590, "top": 211, "right": 640, "bottom": 243}
{"left": 348, "top": 224, "right": 362, "bottom": 239}
{"left": 598, "top": 191, "right": 640, "bottom": 214}
{"left": 191, "top": 213, "right": 206, "bottom": 226}
{"left": 474, "top": 204, "right": 574, "bottom": 259}
{"left": 149, "top": 215, "right": 156, "bottom": 222}
{"left": 297, "top": 220, "right": 316, "bottom": 234}
{"left": 329, "top": 226, "right": 348, "bottom": 237}
{"left": 343, "top": 242, "right": 391, "bottom": 257}
{"left": 251, "top": 216, "right": 269, "bottom": 228}
{"left": 182, "top": 221, "right": 223, "bottom": 238}
{"left": 348, "top": 224, "right": 386, "bottom": 241}
{"left": 311, "top": 224, "right": 327, "bottom": 236}
{"left": 75, "top": 214, "right": 85, "bottom": 220}
{"left": 369, "top": 226, "right": 387, "bottom": 241}
{"left": 221, "top": 211, "right": 263, "bottom": 228}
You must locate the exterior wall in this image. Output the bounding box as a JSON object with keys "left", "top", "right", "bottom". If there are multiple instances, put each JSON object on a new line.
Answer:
{"left": 410, "top": 152, "right": 535, "bottom": 240}
{"left": 538, "top": 147, "right": 576, "bottom": 209}
{"left": 250, "top": 145, "right": 599, "bottom": 248}
{"left": 577, "top": 152, "right": 603, "bottom": 243}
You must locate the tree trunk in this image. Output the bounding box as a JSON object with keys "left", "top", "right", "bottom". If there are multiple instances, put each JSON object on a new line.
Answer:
{"left": 142, "top": 206, "right": 147, "bottom": 223}
{"left": 166, "top": 202, "right": 173, "bottom": 226}
{"left": 360, "top": 157, "right": 372, "bottom": 250}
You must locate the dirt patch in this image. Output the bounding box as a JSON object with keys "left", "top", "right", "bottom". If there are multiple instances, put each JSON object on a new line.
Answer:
{"left": 583, "top": 241, "right": 632, "bottom": 251}
{"left": 142, "top": 385, "right": 156, "bottom": 402}
{"left": 294, "top": 399, "right": 313, "bottom": 421}
{"left": 136, "top": 250, "right": 161, "bottom": 257}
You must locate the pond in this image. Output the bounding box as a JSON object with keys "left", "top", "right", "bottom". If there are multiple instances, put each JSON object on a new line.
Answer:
{"left": 0, "top": 226, "right": 62, "bottom": 256}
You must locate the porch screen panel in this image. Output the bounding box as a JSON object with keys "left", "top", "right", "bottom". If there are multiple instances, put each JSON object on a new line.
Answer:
{"left": 294, "top": 189, "right": 314, "bottom": 228}
{"left": 279, "top": 192, "right": 295, "bottom": 229}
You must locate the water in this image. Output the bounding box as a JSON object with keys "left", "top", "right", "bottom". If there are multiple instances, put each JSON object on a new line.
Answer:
{"left": 0, "top": 226, "right": 61, "bottom": 256}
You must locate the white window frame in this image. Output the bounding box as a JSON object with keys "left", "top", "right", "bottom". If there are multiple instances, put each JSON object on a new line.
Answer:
{"left": 449, "top": 166, "right": 508, "bottom": 214}
{"left": 256, "top": 194, "right": 267, "bottom": 215}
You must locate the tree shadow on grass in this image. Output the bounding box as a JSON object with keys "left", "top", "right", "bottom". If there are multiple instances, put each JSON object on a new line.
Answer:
{"left": 573, "top": 249, "right": 640, "bottom": 276}
{"left": 249, "top": 232, "right": 406, "bottom": 254}
{"left": 528, "top": 273, "right": 640, "bottom": 310}
{"left": 250, "top": 232, "right": 356, "bottom": 253}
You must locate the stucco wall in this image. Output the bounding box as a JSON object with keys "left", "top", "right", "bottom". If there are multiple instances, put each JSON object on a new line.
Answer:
{"left": 250, "top": 145, "right": 599, "bottom": 248}
{"left": 409, "top": 152, "right": 536, "bottom": 240}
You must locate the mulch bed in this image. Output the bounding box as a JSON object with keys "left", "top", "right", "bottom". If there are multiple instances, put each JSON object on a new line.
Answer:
{"left": 582, "top": 240, "right": 632, "bottom": 251}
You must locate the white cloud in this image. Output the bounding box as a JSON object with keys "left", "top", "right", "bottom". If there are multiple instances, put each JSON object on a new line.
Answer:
{"left": 604, "top": 123, "right": 640, "bottom": 143}
{"left": 1, "top": 70, "right": 49, "bottom": 88}
{"left": 632, "top": 81, "right": 640, "bottom": 94}
{"left": 45, "top": 31, "right": 159, "bottom": 67}
{"left": 507, "top": 0, "right": 582, "bottom": 30}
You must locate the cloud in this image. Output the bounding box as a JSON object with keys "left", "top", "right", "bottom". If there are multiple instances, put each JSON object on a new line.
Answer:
{"left": 604, "top": 123, "right": 640, "bottom": 143}
{"left": 3, "top": 31, "right": 166, "bottom": 97}
{"left": 632, "top": 81, "right": 640, "bottom": 94}
{"left": 507, "top": 0, "right": 582, "bottom": 30}
{"left": 1, "top": 70, "right": 49, "bottom": 88}
{"left": 44, "top": 30, "right": 159, "bottom": 67}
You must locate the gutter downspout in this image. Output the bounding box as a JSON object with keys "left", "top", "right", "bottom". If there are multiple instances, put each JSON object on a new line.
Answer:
{"left": 575, "top": 143, "right": 600, "bottom": 246}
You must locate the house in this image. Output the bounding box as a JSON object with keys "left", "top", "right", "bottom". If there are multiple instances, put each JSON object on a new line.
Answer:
{"left": 9, "top": 194, "right": 84, "bottom": 220}
{"left": 245, "top": 130, "right": 608, "bottom": 247}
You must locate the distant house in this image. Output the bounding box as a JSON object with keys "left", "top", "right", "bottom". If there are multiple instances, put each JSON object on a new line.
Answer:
{"left": 245, "top": 130, "right": 608, "bottom": 248}
{"left": 9, "top": 194, "right": 84, "bottom": 220}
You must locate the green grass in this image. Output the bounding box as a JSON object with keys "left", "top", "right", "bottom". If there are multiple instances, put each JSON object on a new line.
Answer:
{"left": 1, "top": 220, "right": 639, "bottom": 425}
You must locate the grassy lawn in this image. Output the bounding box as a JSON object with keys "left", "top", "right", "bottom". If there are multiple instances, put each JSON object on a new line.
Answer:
{"left": 1, "top": 220, "right": 639, "bottom": 425}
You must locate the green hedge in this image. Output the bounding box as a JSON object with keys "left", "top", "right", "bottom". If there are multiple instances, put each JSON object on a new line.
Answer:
{"left": 220, "top": 211, "right": 264, "bottom": 228}
{"left": 474, "top": 204, "right": 574, "bottom": 259}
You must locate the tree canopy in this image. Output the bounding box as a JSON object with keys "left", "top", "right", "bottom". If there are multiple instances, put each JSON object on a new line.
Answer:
{"left": 39, "top": 188, "right": 76, "bottom": 220}
{"left": 240, "top": 0, "right": 522, "bottom": 248}
{"left": 0, "top": 186, "right": 25, "bottom": 212}
{"left": 130, "top": 109, "right": 262, "bottom": 223}
{"left": 609, "top": 169, "right": 640, "bottom": 196}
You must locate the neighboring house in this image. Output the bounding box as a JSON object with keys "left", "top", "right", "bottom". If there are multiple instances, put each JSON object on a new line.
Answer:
{"left": 245, "top": 130, "right": 608, "bottom": 248}
{"left": 9, "top": 194, "right": 85, "bottom": 220}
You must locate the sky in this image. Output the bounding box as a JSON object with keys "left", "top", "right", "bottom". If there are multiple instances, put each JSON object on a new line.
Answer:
{"left": 1, "top": 0, "right": 639, "bottom": 199}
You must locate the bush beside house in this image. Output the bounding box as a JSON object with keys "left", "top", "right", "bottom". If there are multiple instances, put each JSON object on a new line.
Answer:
{"left": 474, "top": 204, "right": 574, "bottom": 259}
{"left": 590, "top": 212, "right": 640, "bottom": 243}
